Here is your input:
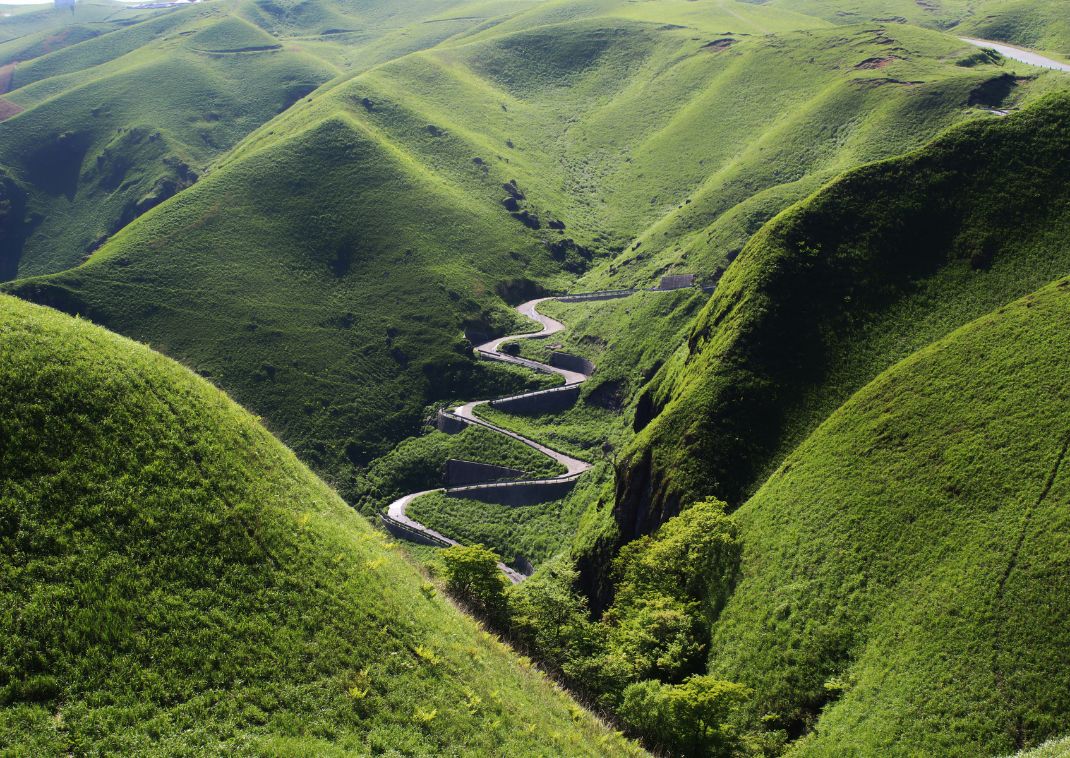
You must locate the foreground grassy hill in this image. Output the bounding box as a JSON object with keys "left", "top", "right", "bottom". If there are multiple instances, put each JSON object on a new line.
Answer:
{"left": 616, "top": 93, "right": 1070, "bottom": 541}
{"left": 0, "top": 294, "right": 639, "bottom": 755}
{"left": 707, "top": 277, "right": 1070, "bottom": 754}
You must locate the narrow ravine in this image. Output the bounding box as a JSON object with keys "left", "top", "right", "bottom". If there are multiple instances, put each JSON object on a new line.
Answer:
{"left": 381, "top": 293, "right": 635, "bottom": 582}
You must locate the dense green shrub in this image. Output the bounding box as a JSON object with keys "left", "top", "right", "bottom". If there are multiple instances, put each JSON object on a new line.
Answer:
{"left": 441, "top": 545, "right": 510, "bottom": 625}
{"left": 619, "top": 676, "right": 750, "bottom": 758}
{"left": 503, "top": 499, "right": 744, "bottom": 753}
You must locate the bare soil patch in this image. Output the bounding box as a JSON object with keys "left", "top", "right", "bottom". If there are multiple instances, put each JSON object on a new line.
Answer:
{"left": 0, "top": 97, "right": 24, "bottom": 122}
{"left": 701, "top": 38, "right": 736, "bottom": 52}
{"left": 855, "top": 56, "right": 900, "bottom": 69}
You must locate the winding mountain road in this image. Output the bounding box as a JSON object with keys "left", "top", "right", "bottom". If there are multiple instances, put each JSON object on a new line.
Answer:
{"left": 383, "top": 296, "right": 612, "bottom": 583}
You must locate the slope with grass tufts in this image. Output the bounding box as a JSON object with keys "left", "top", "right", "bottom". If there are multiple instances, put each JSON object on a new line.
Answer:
{"left": 0, "top": 293, "right": 641, "bottom": 756}
{"left": 708, "top": 277, "right": 1070, "bottom": 754}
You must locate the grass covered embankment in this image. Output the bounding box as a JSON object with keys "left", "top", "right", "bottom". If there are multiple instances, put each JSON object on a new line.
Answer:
{"left": 0, "top": 294, "right": 640, "bottom": 756}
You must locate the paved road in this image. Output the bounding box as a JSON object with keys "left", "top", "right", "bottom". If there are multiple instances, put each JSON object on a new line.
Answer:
{"left": 960, "top": 37, "right": 1070, "bottom": 72}
{"left": 384, "top": 295, "right": 611, "bottom": 582}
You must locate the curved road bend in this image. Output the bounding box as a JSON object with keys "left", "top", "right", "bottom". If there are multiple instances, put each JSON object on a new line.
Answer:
{"left": 960, "top": 37, "right": 1070, "bottom": 73}
{"left": 385, "top": 297, "right": 600, "bottom": 583}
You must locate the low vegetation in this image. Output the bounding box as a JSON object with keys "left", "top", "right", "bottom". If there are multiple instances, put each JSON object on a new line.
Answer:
{"left": 707, "top": 278, "right": 1070, "bottom": 754}
{"left": 0, "top": 294, "right": 640, "bottom": 755}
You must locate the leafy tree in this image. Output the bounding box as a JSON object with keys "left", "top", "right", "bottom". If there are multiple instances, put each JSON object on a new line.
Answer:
{"left": 604, "top": 593, "right": 706, "bottom": 683}
{"left": 440, "top": 544, "right": 508, "bottom": 624}
{"left": 508, "top": 557, "right": 592, "bottom": 664}
{"left": 619, "top": 675, "right": 750, "bottom": 757}
{"left": 612, "top": 497, "right": 741, "bottom": 616}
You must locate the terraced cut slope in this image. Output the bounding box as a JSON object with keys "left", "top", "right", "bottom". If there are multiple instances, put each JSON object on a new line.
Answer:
{"left": 0, "top": 294, "right": 641, "bottom": 756}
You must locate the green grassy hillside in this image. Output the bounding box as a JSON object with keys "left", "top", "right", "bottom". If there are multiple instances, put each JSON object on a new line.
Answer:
{"left": 706, "top": 276, "right": 1070, "bottom": 754}
{"left": 0, "top": 3, "right": 337, "bottom": 279}
{"left": 5, "top": 97, "right": 563, "bottom": 503}
{"left": 8, "top": 5, "right": 1049, "bottom": 511}
{"left": 363, "top": 17, "right": 1029, "bottom": 289}
{"left": 764, "top": 0, "right": 1070, "bottom": 56}
{"left": 616, "top": 93, "right": 1070, "bottom": 542}
{"left": 0, "top": 293, "right": 639, "bottom": 756}
{"left": 961, "top": 0, "right": 1070, "bottom": 57}
{"left": 0, "top": 0, "right": 556, "bottom": 280}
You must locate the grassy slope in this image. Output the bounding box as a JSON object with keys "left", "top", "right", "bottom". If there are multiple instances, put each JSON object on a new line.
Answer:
{"left": 960, "top": 0, "right": 1070, "bottom": 58}
{"left": 0, "top": 2, "right": 338, "bottom": 279}
{"left": 574, "top": 23, "right": 1065, "bottom": 289}
{"left": 0, "top": 293, "right": 640, "bottom": 756}
{"left": 708, "top": 277, "right": 1070, "bottom": 755}
{"left": 617, "top": 94, "right": 1070, "bottom": 538}
{"left": 371, "top": 15, "right": 1019, "bottom": 290}
{"left": 5, "top": 2, "right": 1046, "bottom": 508}
{"left": 769, "top": 0, "right": 1070, "bottom": 57}
{"left": 0, "top": 0, "right": 540, "bottom": 280}
{"left": 5, "top": 89, "right": 563, "bottom": 503}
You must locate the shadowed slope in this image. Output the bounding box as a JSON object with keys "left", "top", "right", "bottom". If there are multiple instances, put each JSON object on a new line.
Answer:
{"left": 615, "top": 93, "right": 1070, "bottom": 542}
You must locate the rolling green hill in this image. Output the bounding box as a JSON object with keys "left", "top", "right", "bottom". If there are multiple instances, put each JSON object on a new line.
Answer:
{"left": 616, "top": 93, "right": 1070, "bottom": 540}
{"left": 706, "top": 276, "right": 1070, "bottom": 754}
{"left": 0, "top": 0, "right": 560, "bottom": 281}
{"left": 4, "top": 2, "right": 1070, "bottom": 751}
{"left": 7, "top": 3, "right": 1050, "bottom": 510}
{"left": 760, "top": 0, "right": 1070, "bottom": 56}
{"left": 0, "top": 293, "right": 639, "bottom": 756}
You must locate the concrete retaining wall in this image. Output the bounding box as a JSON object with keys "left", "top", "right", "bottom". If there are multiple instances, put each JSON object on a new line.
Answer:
{"left": 557, "top": 289, "right": 637, "bottom": 303}
{"left": 380, "top": 514, "right": 450, "bottom": 547}
{"left": 549, "top": 351, "right": 594, "bottom": 376}
{"left": 447, "top": 476, "right": 578, "bottom": 506}
{"left": 446, "top": 458, "right": 526, "bottom": 486}
{"left": 490, "top": 384, "right": 580, "bottom": 415}
{"left": 436, "top": 409, "right": 468, "bottom": 434}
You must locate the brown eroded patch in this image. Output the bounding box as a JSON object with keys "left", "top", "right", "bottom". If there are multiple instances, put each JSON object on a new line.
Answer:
{"left": 0, "top": 97, "right": 24, "bottom": 122}
{"left": 855, "top": 56, "right": 900, "bottom": 70}
{"left": 701, "top": 38, "right": 736, "bottom": 52}
{"left": 0, "top": 63, "right": 15, "bottom": 94}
